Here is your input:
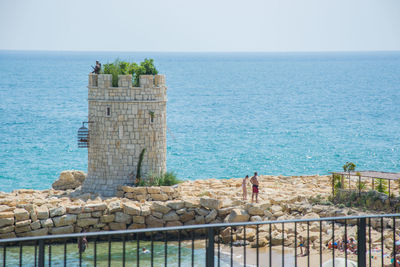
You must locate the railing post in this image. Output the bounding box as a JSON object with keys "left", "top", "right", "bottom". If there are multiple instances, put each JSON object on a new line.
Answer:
{"left": 357, "top": 218, "right": 367, "bottom": 267}
{"left": 206, "top": 227, "right": 215, "bottom": 267}
{"left": 38, "top": 240, "right": 45, "bottom": 267}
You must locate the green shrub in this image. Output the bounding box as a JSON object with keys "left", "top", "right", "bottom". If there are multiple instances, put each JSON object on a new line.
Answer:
{"left": 375, "top": 178, "right": 388, "bottom": 194}
{"left": 309, "top": 194, "right": 326, "bottom": 205}
{"left": 320, "top": 201, "right": 333, "bottom": 206}
{"left": 102, "top": 60, "right": 121, "bottom": 87}
{"left": 350, "top": 192, "right": 358, "bottom": 202}
{"left": 159, "top": 172, "right": 180, "bottom": 186}
{"left": 101, "top": 58, "right": 158, "bottom": 87}
{"left": 367, "top": 190, "right": 378, "bottom": 199}
{"left": 131, "top": 58, "right": 159, "bottom": 86}
{"left": 136, "top": 179, "right": 147, "bottom": 187}
{"left": 139, "top": 172, "right": 181, "bottom": 187}
{"left": 356, "top": 180, "right": 366, "bottom": 190}
{"left": 331, "top": 174, "right": 345, "bottom": 191}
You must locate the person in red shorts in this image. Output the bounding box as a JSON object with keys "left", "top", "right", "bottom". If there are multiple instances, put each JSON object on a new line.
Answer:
{"left": 250, "top": 172, "right": 259, "bottom": 203}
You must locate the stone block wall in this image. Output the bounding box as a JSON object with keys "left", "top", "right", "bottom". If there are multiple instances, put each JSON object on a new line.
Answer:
{"left": 81, "top": 74, "right": 167, "bottom": 196}
{"left": 0, "top": 196, "right": 230, "bottom": 239}
{"left": 116, "top": 186, "right": 179, "bottom": 201}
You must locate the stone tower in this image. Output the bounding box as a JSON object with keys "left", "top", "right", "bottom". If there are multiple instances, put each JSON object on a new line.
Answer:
{"left": 81, "top": 73, "right": 167, "bottom": 196}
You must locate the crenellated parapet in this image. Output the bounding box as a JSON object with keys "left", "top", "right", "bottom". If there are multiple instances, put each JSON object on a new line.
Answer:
{"left": 88, "top": 74, "right": 167, "bottom": 102}
{"left": 88, "top": 73, "right": 166, "bottom": 88}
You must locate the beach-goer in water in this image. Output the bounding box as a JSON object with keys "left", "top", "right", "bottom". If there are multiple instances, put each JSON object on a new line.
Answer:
{"left": 78, "top": 230, "right": 88, "bottom": 253}
{"left": 327, "top": 241, "right": 338, "bottom": 249}
{"left": 242, "top": 175, "right": 249, "bottom": 200}
{"left": 142, "top": 247, "right": 150, "bottom": 254}
{"left": 348, "top": 237, "right": 357, "bottom": 254}
{"left": 388, "top": 254, "right": 400, "bottom": 267}
{"left": 338, "top": 235, "right": 347, "bottom": 252}
{"left": 92, "top": 61, "right": 101, "bottom": 74}
{"left": 250, "top": 172, "right": 259, "bottom": 203}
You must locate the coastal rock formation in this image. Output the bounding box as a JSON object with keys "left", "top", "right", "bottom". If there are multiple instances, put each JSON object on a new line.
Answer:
{"left": 1, "top": 174, "right": 399, "bottom": 256}
{"left": 52, "top": 170, "right": 86, "bottom": 190}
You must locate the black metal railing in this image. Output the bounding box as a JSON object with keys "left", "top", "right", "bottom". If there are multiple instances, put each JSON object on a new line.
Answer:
{"left": 1, "top": 214, "right": 399, "bottom": 267}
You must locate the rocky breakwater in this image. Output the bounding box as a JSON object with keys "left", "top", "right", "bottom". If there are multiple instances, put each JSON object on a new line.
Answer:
{"left": 0, "top": 174, "right": 398, "bottom": 254}
{"left": 0, "top": 185, "right": 181, "bottom": 239}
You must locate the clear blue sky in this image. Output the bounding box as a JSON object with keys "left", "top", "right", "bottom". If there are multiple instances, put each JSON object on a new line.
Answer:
{"left": 1, "top": 0, "right": 399, "bottom": 52}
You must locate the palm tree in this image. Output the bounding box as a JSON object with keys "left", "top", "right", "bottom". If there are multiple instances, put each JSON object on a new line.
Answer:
{"left": 342, "top": 162, "right": 356, "bottom": 189}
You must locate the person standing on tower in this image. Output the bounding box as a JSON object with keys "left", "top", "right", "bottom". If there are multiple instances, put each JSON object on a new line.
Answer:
{"left": 92, "top": 61, "right": 101, "bottom": 74}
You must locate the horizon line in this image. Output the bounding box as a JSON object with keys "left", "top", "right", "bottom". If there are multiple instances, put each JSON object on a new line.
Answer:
{"left": 1, "top": 49, "right": 400, "bottom": 54}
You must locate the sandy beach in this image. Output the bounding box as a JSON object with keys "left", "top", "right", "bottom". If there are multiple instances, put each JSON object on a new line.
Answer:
{"left": 223, "top": 245, "right": 391, "bottom": 267}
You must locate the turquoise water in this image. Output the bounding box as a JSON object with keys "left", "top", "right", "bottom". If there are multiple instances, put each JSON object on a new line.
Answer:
{"left": 0, "top": 240, "right": 292, "bottom": 267}
{"left": 1, "top": 51, "right": 400, "bottom": 192}
{"left": 0, "top": 241, "right": 222, "bottom": 267}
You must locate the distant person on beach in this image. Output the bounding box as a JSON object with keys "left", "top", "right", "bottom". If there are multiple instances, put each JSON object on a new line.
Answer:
{"left": 250, "top": 172, "right": 259, "bottom": 203}
{"left": 78, "top": 230, "right": 88, "bottom": 253}
{"left": 92, "top": 61, "right": 101, "bottom": 74}
{"left": 348, "top": 237, "right": 357, "bottom": 254}
{"left": 242, "top": 175, "right": 249, "bottom": 200}
{"left": 389, "top": 253, "right": 400, "bottom": 267}
{"left": 338, "top": 236, "right": 348, "bottom": 252}
{"left": 142, "top": 247, "right": 150, "bottom": 254}
{"left": 298, "top": 235, "right": 308, "bottom": 256}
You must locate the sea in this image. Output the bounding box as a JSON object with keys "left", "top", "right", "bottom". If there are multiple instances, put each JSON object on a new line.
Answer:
{"left": 0, "top": 51, "right": 400, "bottom": 192}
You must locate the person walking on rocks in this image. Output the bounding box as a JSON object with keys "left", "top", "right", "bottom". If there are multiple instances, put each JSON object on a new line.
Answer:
{"left": 242, "top": 175, "right": 249, "bottom": 200}
{"left": 78, "top": 230, "right": 88, "bottom": 253}
{"left": 250, "top": 172, "right": 259, "bottom": 203}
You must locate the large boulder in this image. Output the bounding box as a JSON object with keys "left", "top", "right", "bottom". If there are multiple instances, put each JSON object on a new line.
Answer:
{"left": 100, "top": 214, "right": 115, "bottom": 223}
{"left": 49, "top": 206, "right": 66, "bottom": 218}
{"left": 226, "top": 209, "right": 250, "bottom": 223}
{"left": 167, "top": 201, "right": 185, "bottom": 210}
{"left": 109, "top": 222, "right": 127, "bottom": 230}
{"left": 53, "top": 214, "right": 77, "bottom": 227}
{"left": 13, "top": 208, "right": 30, "bottom": 221}
{"left": 179, "top": 210, "right": 195, "bottom": 223}
{"left": 151, "top": 202, "right": 171, "bottom": 214}
{"left": 77, "top": 218, "right": 98, "bottom": 227}
{"left": 248, "top": 204, "right": 266, "bottom": 216}
{"left": 200, "top": 198, "right": 222, "bottom": 210}
{"left": 52, "top": 170, "right": 86, "bottom": 190}
{"left": 146, "top": 215, "right": 164, "bottom": 228}
{"left": 0, "top": 217, "right": 14, "bottom": 228}
{"left": 205, "top": 209, "right": 218, "bottom": 223}
{"left": 163, "top": 211, "right": 179, "bottom": 221}
{"left": 123, "top": 201, "right": 141, "bottom": 216}
{"left": 115, "top": 212, "right": 132, "bottom": 224}
{"left": 50, "top": 225, "right": 74, "bottom": 235}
